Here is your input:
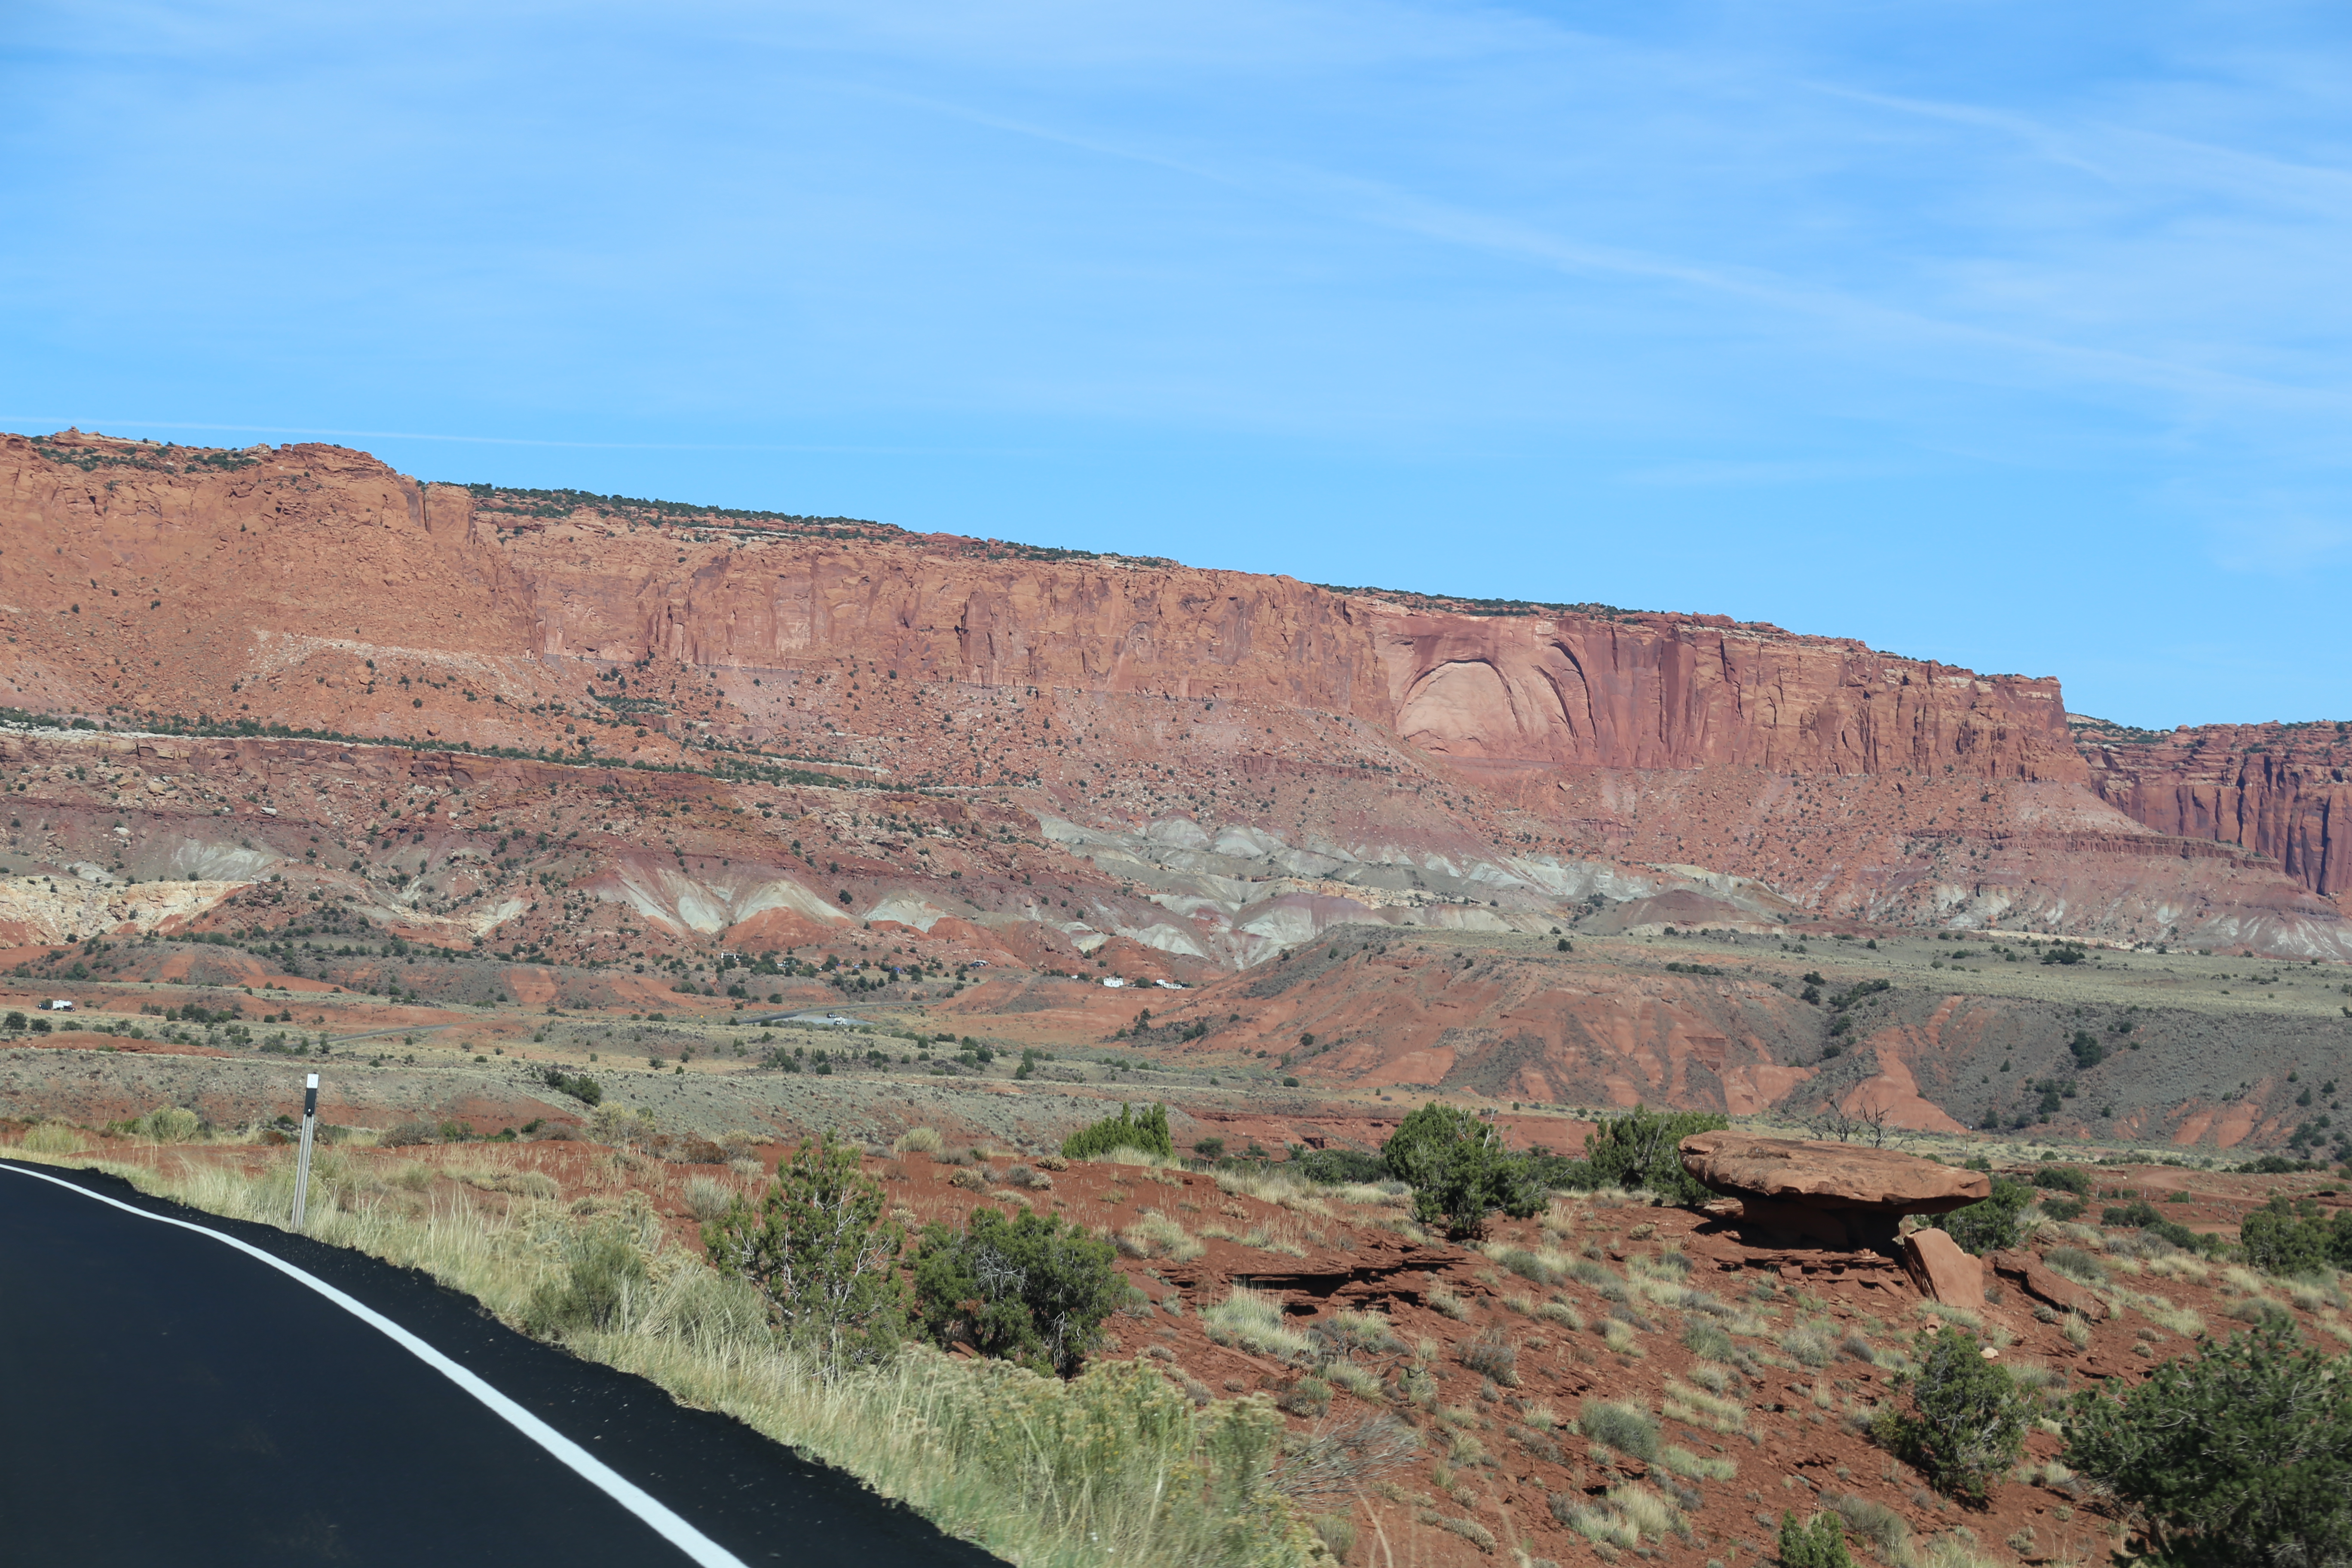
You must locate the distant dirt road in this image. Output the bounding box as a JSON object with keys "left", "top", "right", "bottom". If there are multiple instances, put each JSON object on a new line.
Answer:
{"left": 0, "top": 1160, "right": 1002, "bottom": 1568}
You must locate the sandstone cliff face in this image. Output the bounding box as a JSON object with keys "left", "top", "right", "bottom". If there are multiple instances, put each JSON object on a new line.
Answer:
{"left": 505, "top": 524, "right": 2082, "bottom": 785}
{"left": 2080, "top": 721, "right": 2352, "bottom": 900}
{"left": 3, "top": 429, "right": 2346, "bottom": 961}
{"left": 0, "top": 432, "right": 2079, "bottom": 786}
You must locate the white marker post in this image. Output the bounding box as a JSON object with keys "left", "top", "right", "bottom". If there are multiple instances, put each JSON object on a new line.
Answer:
{"left": 289, "top": 1072, "right": 320, "bottom": 1230}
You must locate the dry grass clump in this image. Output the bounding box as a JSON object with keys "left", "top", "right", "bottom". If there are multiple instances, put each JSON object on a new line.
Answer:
{"left": 680, "top": 1174, "right": 734, "bottom": 1222}
{"left": 891, "top": 1126, "right": 943, "bottom": 1155}
{"left": 1458, "top": 1330, "right": 1520, "bottom": 1387}
{"left": 1486, "top": 1242, "right": 1572, "bottom": 1286}
{"left": 1119, "top": 1210, "right": 1207, "bottom": 1262}
{"left": 1662, "top": 1376, "right": 1747, "bottom": 1433}
{"left": 1554, "top": 1482, "right": 1685, "bottom": 1549}
{"left": 1200, "top": 1286, "right": 1314, "bottom": 1361}
{"left": 15, "top": 1121, "right": 88, "bottom": 1154}
{"left": 1657, "top": 1444, "right": 1736, "bottom": 1482}
{"left": 1425, "top": 1284, "right": 1472, "bottom": 1321}
{"left": 1212, "top": 1165, "right": 1335, "bottom": 1217}
{"left": 1537, "top": 1298, "right": 1586, "bottom": 1332}
{"left": 1239, "top": 1221, "right": 1308, "bottom": 1258}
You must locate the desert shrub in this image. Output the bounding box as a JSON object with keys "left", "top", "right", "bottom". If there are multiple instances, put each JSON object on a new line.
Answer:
{"left": 1002, "top": 1163, "right": 1053, "bottom": 1190}
{"left": 1583, "top": 1105, "right": 1728, "bottom": 1205}
{"left": 540, "top": 1067, "right": 602, "bottom": 1106}
{"left": 1579, "top": 1398, "right": 1659, "bottom": 1460}
{"left": 2044, "top": 1246, "right": 2107, "bottom": 1286}
{"left": 913, "top": 1206, "right": 1124, "bottom": 1377}
{"left": 524, "top": 1230, "right": 647, "bottom": 1337}
{"left": 1778, "top": 1510, "right": 1856, "bottom": 1568}
{"left": 1289, "top": 1148, "right": 1386, "bottom": 1185}
{"left": 1063, "top": 1102, "right": 1173, "bottom": 1162}
{"left": 2030, "top": 1164, "right": 2094, "bottom": 1197}
{"left": 704, "top": 1130, "right": 906, "bottom": 1372}
{"left": 1938, "top": 1177, "right": 2033, "bottom": 1255}
{"left": 1272, "top": 1412, "right": 1421, "bottom": 1502}
{"left": 2064, "top": 1320, "right": 2352, "bottom": 1567}
{"left": 1381, "top": 1102, "right": 1544, "bottom": 1238}
{"left": 2102, "top": 1198, "right": 2217, "bottom": 1255}
{"left": 1870, "top": 1326, "right": 2029, "bottom": 1500}
{"left": 1460, "top": 1330, "right": 1520, "bottom": 1386}
{"left": 2239, "top": 1195, "right": 2352, "bottom": 1278}
{"left": 893, "top": 1125, "right": 944, "bottom": 1155}
{"left": 2040, "top": 1195, "right": 2086, "bottom": 1223}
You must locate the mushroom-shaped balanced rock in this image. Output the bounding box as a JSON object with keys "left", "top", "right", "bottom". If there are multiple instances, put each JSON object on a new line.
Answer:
{"left": 1678, "top": 1131, "right": 1990, "bottom": 1254}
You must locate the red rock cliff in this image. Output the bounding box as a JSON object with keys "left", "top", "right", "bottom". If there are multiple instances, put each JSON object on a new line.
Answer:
{"left": 2079, "top": 720, "right": 2352, "bottom": 898}
{"left": 0, "top": 431, "right": 2080, "bottom": 787}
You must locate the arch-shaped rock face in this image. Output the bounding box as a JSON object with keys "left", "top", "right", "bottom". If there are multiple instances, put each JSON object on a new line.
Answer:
{"left": 1398, "top": 659, "right": 1541, "bottom": 758}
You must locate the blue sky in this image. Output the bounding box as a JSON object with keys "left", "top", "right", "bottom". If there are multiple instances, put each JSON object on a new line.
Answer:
{"left": 6, "top": 2, "right": 2349, "bottom": 729}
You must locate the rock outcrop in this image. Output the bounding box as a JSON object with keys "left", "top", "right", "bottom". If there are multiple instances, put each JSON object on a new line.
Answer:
{"left": 1900, "top": 1227, "right": 1982, "bottom": 1306}
{"left": 1679, "top": 1131, "right": 1990, "bottom": 1253}
{"left": 1989, "top": 1249, "right": 2107, "bottom": 1321}
{"left": 2079, "top": 718, "right": 2352, "bottom": 901}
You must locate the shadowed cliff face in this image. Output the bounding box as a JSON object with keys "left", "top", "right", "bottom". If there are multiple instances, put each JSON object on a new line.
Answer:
{"left": 2079, "top": 720, "right": 2352, "bottom": 899}
{"left": 1, "top": 429, "right": 2345, "bottom": 965}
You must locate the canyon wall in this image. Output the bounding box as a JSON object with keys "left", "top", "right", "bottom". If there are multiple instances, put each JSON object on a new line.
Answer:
{"left": 2080, "top": 721, "right": 2352, "bottom": 898}
{"left": 0, "top": 432, "right": 2078, "bottom": 786}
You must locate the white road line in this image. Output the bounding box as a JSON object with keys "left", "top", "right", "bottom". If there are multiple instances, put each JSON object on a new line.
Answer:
{"left": 0, "top": 1161, "right": 749, "bottom": 1568}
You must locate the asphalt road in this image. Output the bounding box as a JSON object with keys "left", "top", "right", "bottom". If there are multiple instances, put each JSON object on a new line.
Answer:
{"left": 0, "top": 1160, "right": 1005, "bottom": 1567}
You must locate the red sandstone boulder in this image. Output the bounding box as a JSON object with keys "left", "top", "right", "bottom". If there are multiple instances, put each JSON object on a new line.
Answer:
{"left": 1680, "top": 1133, "right": 1991, "bottom": 1253}
{"left": 1902, "top": 1228, "right": 1982, "bottom": 1306}
{"left": 1990, "top": 1250, "right": 2108, "bottom": 1322}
